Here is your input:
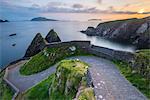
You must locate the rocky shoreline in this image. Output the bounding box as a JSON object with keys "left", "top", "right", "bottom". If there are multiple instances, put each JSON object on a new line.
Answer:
{"left": 81, "top": 17, "right": 150, "bottom": 49}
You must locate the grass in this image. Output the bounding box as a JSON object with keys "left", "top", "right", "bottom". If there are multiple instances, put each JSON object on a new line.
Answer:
{"left": 22, "top": 74, "right": 55, "bottom": 100}
{"left": 0, "top": 71, "right": 14, "bottom": 100}
{"left": 113, "top": 60, "right": 150, "bottom": 98}
{"left": 20, "top": 45, "right": 91, "bottom": 75}
{"left": 49, "top": 60, "right": 89, "bottom": 99}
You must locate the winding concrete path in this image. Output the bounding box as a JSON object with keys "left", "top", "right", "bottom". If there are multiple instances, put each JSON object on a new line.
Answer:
{"left": 6, "top": 56, "right": 147, "bottom": 100}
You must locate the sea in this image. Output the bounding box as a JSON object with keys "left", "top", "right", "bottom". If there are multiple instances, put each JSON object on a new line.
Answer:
{"left": 0, "top": 21, "right": 136, "bottom": 69}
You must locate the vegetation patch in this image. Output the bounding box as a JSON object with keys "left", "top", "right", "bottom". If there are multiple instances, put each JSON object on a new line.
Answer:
{"left": 134, "top": 49, "right": 150, "bottom": 79}
{"left": 0, "top": 71, "right": 14, "bottom": 100}
{"left": 78, "top": 87, "right": 95, "bottom": 100}
{"left": 113, "top": 60, "right": 150, "bottom": 98}
{"left": 20, "top": 45, "right": 90, "bottom": 75}
{"left": 22, "top": 74, "right": 54, "bottom": 100}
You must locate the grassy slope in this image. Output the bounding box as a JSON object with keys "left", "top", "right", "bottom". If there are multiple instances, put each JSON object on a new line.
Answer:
{"left": 0, "top": 71, "right": 14, "bottom": 100}
{"left": 22, "top": 74, "right": 54, "bottom": 100}
{"left": 113, "top": 60, "right": 150, "bottom": 98}
{"left": 20, "top": 45, "right": 90, "bottom": 75}
{"left": 22, "top": 60, "right": 95, "bottom": 100}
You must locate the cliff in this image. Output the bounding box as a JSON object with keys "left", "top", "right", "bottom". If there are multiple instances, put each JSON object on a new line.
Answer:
{"left": 82, "top": 17, "right": 150, "bottom": 49}
{"left": 24, "top": 33, "right": 46, "bottom": 57}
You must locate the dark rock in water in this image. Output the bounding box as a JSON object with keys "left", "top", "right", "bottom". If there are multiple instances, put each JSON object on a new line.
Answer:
{"left": 24, "top": 33, "right": 46, "bottom": 57}
{"left": 9, "top": 33, "right": 16, "bottom": 37}
{"left": 82, "top": 17, "right": 150, "bottom": 49}
{"left": 45, "top": 29, "right": 61, "bottom": 43}
{"left": 80, "top": 30, "right": 86, "bottom": 33}
{"left": 12, "top": 44, "right": 16, "bottom": 46}
{"left": 0, "top": 19, "right": 9, "bottom": 22}
{"left": 82, "top": 27, "right": 96, "bottom": 36}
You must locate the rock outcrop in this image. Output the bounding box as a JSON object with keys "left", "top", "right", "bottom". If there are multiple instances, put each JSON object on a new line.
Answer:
{"left": 49, "top": 60, "right": 94, "bottom": 99}
{"left": 82, "top": 17, "right": 150, "bottom": 49}
{"left": 45, "top": 29, "right": 61, "bottom": 43}
{"left": 24, "top": 33, "right": 46, "bottom": 57}
{"left": 0, "top": 19, "right": 9, "bottom": 22}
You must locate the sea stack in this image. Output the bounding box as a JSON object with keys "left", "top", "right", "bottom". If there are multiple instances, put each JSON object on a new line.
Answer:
{"left": 45, "top": 29, "right": 61, "bottom": 43}
{"left": 24, "top": 33, "right": 46, "bottom": 57}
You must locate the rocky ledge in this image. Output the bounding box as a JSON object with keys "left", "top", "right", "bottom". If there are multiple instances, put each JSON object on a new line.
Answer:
{"left": 81, "top": 16, "right": 150, "bottom": 49}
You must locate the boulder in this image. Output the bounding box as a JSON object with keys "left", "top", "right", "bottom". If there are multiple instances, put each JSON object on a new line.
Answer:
{"left": 45, "top": 29, "right": 61, "bottom": 43}
{"left": 24, "top": 33, "right": 46, "bottom": 57}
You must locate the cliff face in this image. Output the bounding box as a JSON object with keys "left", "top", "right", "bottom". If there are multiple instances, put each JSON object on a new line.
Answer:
{"left": 24, "top": 33, "right": 46, "bottom": 57}
{"left": 82, "top": 17, "right": 150, "bottom": 49}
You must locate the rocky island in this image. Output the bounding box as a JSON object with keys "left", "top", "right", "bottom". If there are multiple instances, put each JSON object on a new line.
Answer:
{"left": 31, "top": 17, "right": 59, "bottom": 21}
{"left": 81, "top": 16, "right": 150, "bottom": 49}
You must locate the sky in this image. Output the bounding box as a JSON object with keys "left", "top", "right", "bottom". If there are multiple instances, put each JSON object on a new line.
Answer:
{"left": 0, "top": 0, "right": 150, "bottom": 21}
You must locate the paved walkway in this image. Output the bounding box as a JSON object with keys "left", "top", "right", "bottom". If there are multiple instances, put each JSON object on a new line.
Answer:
{"left": 6, "top": 56, "right": 147, "bottom": 100}
{"left": 7, "top": 61, "right": 56, "bottom": 92}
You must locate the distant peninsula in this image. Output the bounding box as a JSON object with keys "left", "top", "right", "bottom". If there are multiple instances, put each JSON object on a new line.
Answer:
{"left": 0, "top": 19, "right": 9, "bottom": 22}
{"left": 88, "top": 19, "right": 102, "bottom": 21}
{"left": 31, "top": 17, "right": 59, "bottom": 21}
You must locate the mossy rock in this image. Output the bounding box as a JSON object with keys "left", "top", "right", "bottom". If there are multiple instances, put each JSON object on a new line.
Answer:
{"left": 49, "top": 60, "right": 89, "bottom": 99}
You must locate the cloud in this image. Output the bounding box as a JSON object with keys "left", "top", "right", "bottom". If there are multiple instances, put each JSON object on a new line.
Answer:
{"left": 1, "top": 0, "right": 150, "bottom": 20}
{"left": 97, "top": 0, "right": 102, "bottom": 4}
{"left": 72, "top": 4, "right": 83, "bottom": 9}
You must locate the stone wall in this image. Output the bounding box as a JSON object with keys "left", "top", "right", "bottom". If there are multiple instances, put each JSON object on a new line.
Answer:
{"left": 46, "top": 41, "right": 135, "bottom": 63}
{"left": 46, "top": 41, "right": 91, "bottom": 49}
{"left": 89, "top": 45, "right": 135, "bottom": 63}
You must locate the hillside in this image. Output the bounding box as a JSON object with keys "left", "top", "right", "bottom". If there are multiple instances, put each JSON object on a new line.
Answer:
{"left": 81, "top": 17, "right": 150, "bottom": 49}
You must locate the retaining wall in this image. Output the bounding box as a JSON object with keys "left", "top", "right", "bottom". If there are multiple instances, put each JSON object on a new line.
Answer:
{"left": 46, "top": 40, "right": 91, "bottom": 49}
{"left": 89, "top": 45, "right": 135, "bottom": 63}
{"left": 46, "top": 40, "right": 135, "bottom": 63}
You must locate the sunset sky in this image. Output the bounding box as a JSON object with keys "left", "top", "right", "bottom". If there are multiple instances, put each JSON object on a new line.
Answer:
{"left": 0, "top": 0, "right": 150, "bottom": 21}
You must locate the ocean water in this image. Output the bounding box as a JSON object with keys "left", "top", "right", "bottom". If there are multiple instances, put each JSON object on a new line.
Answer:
{"left": 0, "top": 21, "right": 135, "bottom": 68}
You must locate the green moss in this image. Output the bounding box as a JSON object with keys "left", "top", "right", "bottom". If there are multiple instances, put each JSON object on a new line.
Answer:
{"left": 78, "top": 87, "right": 95, "bottom": 100}
{"left": 49, "top": 60, "right": 89, "bottom": 99}
{"left": 22, "top": 74, "right": 55, "bottom": 100}
{"left": 0, "top": 71, "right": 14, "bottom": 100}
{"left": 20, "top": 45, "right": 91, "bottom": 75}
{"left": 113, "top": 60, "right": 150, "bottom": 98}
